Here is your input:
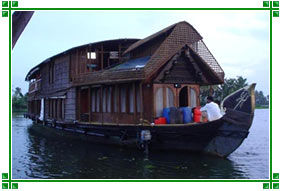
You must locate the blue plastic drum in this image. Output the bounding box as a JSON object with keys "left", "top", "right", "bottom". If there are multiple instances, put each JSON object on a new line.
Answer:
{"left": 162, "top": 108, "right": 170, "bottom": 124}
{"left": 180, "top": 107, "right": 192, "bottom": 123}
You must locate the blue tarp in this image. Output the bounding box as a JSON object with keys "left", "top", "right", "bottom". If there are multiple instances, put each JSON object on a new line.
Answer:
{"left": 113, "top": 56, "right": 150, "bottom": 70}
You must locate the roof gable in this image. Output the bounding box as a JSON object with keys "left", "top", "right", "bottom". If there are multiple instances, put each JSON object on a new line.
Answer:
{"left": 142, "top": 21, "right": 203, "bottom": 77}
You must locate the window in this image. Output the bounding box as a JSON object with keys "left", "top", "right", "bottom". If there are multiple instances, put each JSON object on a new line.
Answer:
{"left": 91, "top": 89, "right": 96, "bottom": 112}
{"left": 48, "top": 98, "right": 65, "bottom": 119}
{"left": 155, "top": 87, "right": 164, "bottom": 117}
{"left": 129, "top": 86, "right": 134, "bottom": 113}
{"left": 109, "top": 51, "right": 119, "bottom": 59}
{"left": 107, "top": 87, "right": 112, "bottom": 112}
{"left": 190, "top": 88, "right": 197, "bottom": 108}
{"left": 120, "top": 86, "right": 127, "bottom": 113}
{"left": 102, "top": 88, "right": 106, "bottom": 112}
{"left": 166, "top": 87, "right": 174, "bottom": 108}
{"left": 61, "top": 99, "right": 65, "bottom": 119}
{"left": 114, "top": 87, "right": 118, "bottom": 113}
{"left": 57, "top": 99, "right": 61, "bottom": 119}
{"left": 87, "top": 52, "right": 96, "bottom": 59}
{"left": 53, "top": 99, "right": 56, "bottom": 118}
{"left": 96, "top": 88, "right": 100, "bottom": 112}
{"left": 136, "top": 86, "right": 141, "bottom": 113}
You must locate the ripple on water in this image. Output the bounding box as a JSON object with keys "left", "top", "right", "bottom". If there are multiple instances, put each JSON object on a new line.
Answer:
{"left": 12, "top": 109, "right": 269, "bottom": 179}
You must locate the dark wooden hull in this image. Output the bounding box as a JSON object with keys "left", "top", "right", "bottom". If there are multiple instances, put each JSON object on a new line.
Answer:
{"left": 24, "top": 84, "right": 256, "bottom": 158}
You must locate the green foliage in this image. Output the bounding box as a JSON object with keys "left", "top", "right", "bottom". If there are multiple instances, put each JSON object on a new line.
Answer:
{"left": 12, "top": 87, "right": 27, "bottom": 111}
{"left": 200, "top": 76, "right": 248, "bottom": 105}
{"left": 255, "top": 90, "right": 269, "bottom": 107}
{"left": 200, "top": 76, "right": 268, "bottom": 108}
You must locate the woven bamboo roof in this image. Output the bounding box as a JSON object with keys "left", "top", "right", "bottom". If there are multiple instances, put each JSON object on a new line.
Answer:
{"left": 73, "top": 21, "right": 224, "bottom": 85}
{"left": 26, "top": 21, "right": 225, "bottom": 86}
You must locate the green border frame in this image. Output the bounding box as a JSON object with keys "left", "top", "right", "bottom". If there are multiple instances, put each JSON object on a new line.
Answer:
{"left": 1, "top": 1, "right": 280, "bottom": 190}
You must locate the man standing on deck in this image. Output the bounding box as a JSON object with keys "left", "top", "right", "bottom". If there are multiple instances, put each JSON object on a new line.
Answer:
{"left": 200, "top": 96, "right": 222, "bottom": 122}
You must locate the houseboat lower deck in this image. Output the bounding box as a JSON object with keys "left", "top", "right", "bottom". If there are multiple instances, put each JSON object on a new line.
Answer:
{"left": 25, "top": 84, "right": 256, "bottom": 157}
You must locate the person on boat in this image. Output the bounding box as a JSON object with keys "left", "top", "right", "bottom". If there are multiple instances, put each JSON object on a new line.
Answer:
{"left": 200, "top": 96, "right": 223, "bottom": 122}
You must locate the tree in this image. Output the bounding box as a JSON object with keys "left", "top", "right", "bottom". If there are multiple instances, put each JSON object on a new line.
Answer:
{"left": 12, "top": 87, "right": 27, "bottom": 111}
{"left": 255, "top": 90, "right": 269, "bottom": 106}
{"left": 200, "top": 76, "right": 248, "bottom": 105}
{"left": 199, "top": 76, "right": 268, "bottom": 108}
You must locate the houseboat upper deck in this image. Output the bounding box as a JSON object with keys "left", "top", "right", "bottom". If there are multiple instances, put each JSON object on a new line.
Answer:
{"left": 24, "top": 21, "right": 255, "bottom": 157}
{"left": 25, "top": 21, "right": 224, "bottom": 125}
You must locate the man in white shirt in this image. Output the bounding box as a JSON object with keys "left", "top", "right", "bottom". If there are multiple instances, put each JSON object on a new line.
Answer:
{"left": 200, "top": 96, "right": 223, "bottom": 122}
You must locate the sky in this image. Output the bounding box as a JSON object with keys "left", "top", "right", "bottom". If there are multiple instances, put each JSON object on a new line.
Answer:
{"left": 12, "top": 10, "right": 269, "bottom": 95}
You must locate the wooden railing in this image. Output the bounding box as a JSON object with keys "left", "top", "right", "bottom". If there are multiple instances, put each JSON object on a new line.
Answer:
{"left": 29, "top": 79, "right": 41, "bottom": 93}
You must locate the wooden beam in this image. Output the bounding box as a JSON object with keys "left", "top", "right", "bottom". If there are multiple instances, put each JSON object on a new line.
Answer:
{"left": 133, "top": 83, "right": 137, "bottom": 124}
{"left": 77, "top": 87, "right": 81, "bottom": 121}
{"left": 76, "top": 50, "right": 79, "bottom": 75}
{"left": 185, "top": 49, "right": 208, "bottom": 84}
{"left": 86, "top": 47, "right": 89, "bottom": 73}
{"left": 116, "top": 84, "right": 119, "bottom": 125}
{"left": 187, "top": 86, "right": 191, "bottom": 107}
{"left": 163, "top": 86, "right": 167, "bottom": 109}
{"left": 69, "top": 53, "right": 72, "bottom": 82}
{"left": 102, "top": 86, "right": 108, "bottom": 112}
{"left": 176, "top": 88, "right": 179, "bottom": 107}
{"left": 101, "top": 86, "right": 103, "bottom": 124}
{"left": 101, "top": 44, "right": 104, "bottom": 70}
{"left": 118, "top": 43, "right": 121, "bottom": 63}
{"left": 88, "top": 86, "right": 91, "bottom": 122}
{"left": 154, "top": 54, "right": 179, "bottom": 83}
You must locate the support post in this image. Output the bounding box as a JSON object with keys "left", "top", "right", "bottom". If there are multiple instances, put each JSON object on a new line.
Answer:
{"left": 139, "top": 82, "right": 143, "bottom": 124}
{"left": 133, "top": 82, "right": 137, "bottom": 124}
{"left": 116, "top": 84, "right": 119, "bottom": 125}
{"left": 77, "top": 87, "right": 81, "bottom": 121}
{"left": 88, "top": 86, "right": 91, "bottom": 122}
{"left": 101, "top": 86, "right": 103, "bottom": 124}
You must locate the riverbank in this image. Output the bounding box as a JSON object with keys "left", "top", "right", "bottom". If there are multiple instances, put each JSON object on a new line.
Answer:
{"left": 12, "top": 108, "right": 27, "bottom": 113}
{"left": 255, "top": 105, "right": 269, "bottom": 109}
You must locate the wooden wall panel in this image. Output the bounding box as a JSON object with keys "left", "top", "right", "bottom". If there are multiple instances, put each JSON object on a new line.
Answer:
{"left": 64, "top": 87, "right": 76, "bottom": 122}
{"left": 142, "top": 84, "right": 153, "bottom": 122}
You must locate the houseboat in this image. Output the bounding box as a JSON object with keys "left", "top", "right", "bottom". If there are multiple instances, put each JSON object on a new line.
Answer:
{"left": 24, "top": 21, "right": 256, "bottom": 157}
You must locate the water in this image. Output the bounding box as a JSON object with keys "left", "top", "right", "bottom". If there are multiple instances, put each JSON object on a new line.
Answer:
{"left": 12, "top": 109, "right": 269, "bottom": 179}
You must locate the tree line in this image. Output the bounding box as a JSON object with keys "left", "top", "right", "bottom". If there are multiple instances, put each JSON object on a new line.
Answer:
{"left": 200, "top": 76, "right": 269, "bottom": 108}
{"left": 12, "top": 87, "right": 28, "bottom": 111}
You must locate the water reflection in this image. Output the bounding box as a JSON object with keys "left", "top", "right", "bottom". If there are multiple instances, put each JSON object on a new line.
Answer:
{"left": 12, "top": 110, "right": 269, "bottom": 179}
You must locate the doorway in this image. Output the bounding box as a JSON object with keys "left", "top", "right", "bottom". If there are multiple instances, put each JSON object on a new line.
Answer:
{"left": 80, "top": 88, "right": 89, "bottom": 122}
{"left": 179, "top": 86, "right": 188, "bottom": 107}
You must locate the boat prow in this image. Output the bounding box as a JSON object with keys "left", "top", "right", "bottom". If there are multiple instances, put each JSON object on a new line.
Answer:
{"left": 202, "top": 83, "right": 256, "bottom": 157}
{"left": 221, "top": 83, "right": 256, "bottom": 115}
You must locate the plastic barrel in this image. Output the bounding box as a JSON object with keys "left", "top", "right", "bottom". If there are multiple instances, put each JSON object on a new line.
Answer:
{"left": 169, "top": 107, "right": 177, "bottom": 124}
{"left": 162, "top": 108, "right": 170, "bottom": 124}
{"left": 180, "top": 107, "right": 192, "bottom": 123}
{"left": 154, "top": 117, "right": 167, "bottom": 124}
{"left": 159, "top": 117, "right": 167, "bottom": 124}
{"left": 169, "top": 107, "right": 182, "bottom": 124}
{"left": 193, "top": 107, "right": 201, "bottom": 122}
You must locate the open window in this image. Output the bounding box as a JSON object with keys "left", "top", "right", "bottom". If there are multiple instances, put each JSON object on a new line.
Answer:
{"left": 87, "top": 52, "right": 96, "bottom": 59}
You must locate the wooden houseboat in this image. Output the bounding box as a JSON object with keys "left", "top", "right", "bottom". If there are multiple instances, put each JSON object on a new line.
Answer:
{"left": 24, "top": 21, "right": 256, "bottom": 157}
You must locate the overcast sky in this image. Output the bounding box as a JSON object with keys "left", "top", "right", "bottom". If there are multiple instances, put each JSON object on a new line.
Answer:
{"left": 12, "top": 10, "right": 269, "bottom": 95}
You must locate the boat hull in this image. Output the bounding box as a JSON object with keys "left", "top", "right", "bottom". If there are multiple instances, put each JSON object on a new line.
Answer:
{"left": 24, "top": 83, "right": 256, "bottom": 158}
{"left": 25, "top": 113, "right": 252, "bottom": 158}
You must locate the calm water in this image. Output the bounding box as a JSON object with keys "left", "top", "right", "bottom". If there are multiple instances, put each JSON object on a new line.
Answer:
{"left": 12, "top": 109, "right": 269, "bottom": 179}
